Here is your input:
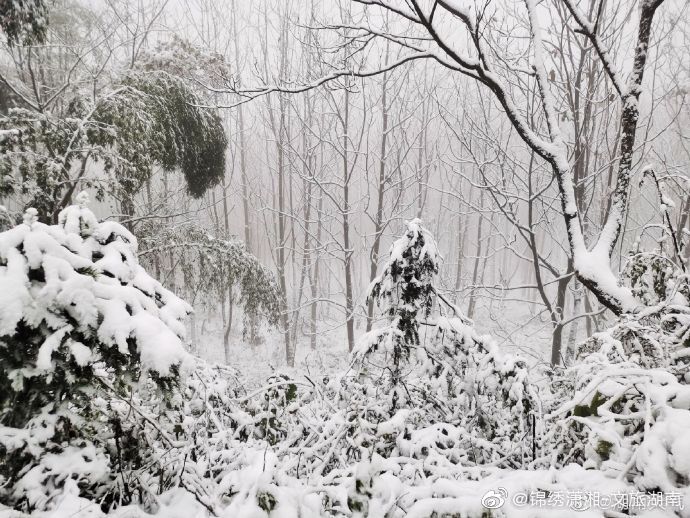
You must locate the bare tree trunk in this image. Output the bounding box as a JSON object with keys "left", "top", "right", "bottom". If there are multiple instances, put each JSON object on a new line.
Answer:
{"left": 221, "top": 296, "right": 229, "bottom": 363}
{"left": 524, "top": 151, "right": 573, "bottom": 366}
{"left": 190, "top": 312, "right": 198, "bottom": 356}
{"left": 342, "top": 87, "right": 355, "bottom": 352}
{"left": 262, "top": 6, "right": 295, "bottom": 366}
{"left": 454, "top": 180, "right": 472, "bottom": 304}
{"left": 366, "top": 64, "right": 389, "bottom": 332}
{"left": 550, "top": 274, "right": 571, "bottom": 366}
{"left": 454, "top": 213, "right": 465, "bottom": 296}
{"left": 416, "top": 98, "right": 430, "bottom": 219}
{"left": 210, "top": 188, "right": 220, "bottom": 232}
{"left": 680, "top": 194, "right": 690, "bottom": 263}
{"left": 231, "top": 0, "right": 251, "bottom": 248}
{"left": 467, "top": 189, "right": 485, "bottom": 320}
{"left": 310, "top": 192, "right": 323, "bottom": 350}
{"left": 565, "top": 280, "right": 583, "bottom": 364}
{"left": 572, "top": 1, "right": 664, "bottom": 312}
{"left": 223, "top": 287, "right": 233, "bottom": 364}
{"left": 277, "top": 97, "right": 293, "bottom": 365}
{"left": 291, "top": 94, "right": 314, "bottom": 346}
{"left": 234, "top": 19, "right": 260, "bottom": 346}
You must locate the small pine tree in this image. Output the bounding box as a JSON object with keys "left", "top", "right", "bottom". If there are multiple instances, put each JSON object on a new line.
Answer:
{"left": 352, "top": 219, "right": 538, "bottom": 464}
{"left": 355, "top": 218, "right": 439, "bottom": 408}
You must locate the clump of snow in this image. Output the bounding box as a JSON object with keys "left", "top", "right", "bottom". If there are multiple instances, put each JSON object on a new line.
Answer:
{"left": 0, "top": 202, "right": 193, "bottom": 376}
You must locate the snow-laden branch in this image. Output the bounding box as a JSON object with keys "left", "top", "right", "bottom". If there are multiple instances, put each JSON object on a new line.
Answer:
{"left": 592, "top": 0, "right": 666, "bottom": 262}
{"left": 200, "top": 0, "right": 667, "bottom": 315}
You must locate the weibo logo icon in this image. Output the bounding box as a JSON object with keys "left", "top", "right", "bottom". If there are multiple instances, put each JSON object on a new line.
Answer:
{"left": 481, "top": 487, "right": 508, "bottom": 509}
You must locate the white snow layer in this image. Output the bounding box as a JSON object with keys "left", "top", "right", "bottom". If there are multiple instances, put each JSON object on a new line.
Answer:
{"left": 0, "top": 199, "right": 193, "bottom": 376}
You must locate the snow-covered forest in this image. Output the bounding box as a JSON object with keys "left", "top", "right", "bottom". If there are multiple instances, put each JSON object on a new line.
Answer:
{"left": 0, "top": 0, "right": 689, "bottom": 516}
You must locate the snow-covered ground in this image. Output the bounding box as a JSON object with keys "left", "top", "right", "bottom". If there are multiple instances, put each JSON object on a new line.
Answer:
{"left": 2, "top": 206, "right": 688, "bottom": 518}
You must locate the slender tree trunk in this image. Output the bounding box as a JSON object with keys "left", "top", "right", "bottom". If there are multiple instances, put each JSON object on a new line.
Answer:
{"left": 416, "top": 99, "right": 429, "bottom": 219}
{"left": 264, "top": 6, "right": 294, "bottom": 366}
{"left": 681, "top": 194, "right": 690, "bottom": 263}
{"left": 190, "top": 312, "right": 198, "bottom": 356}
{"left": 291, "top": 96, "right": 314, "bottom": 345}
{"left": 210, "top": 188, "right": 220, "bottom": 233}
{"left": 565, "top": 280, "right": 583, "bottom": 364}
{"left": 342, "top": 88, "right": 355, "bottom": 352}
{"left": 454, "top": 181, "right": 472, "bottom": 304}
{"left": 551, "top": 323, "right": 565, "bottom": 365}
{"left": 145, "top": 178, "right": 161, "bottom": 278}
{"left": 550, "top": 274, "right": 570, "bottom": 366}
{"left": 454, "top": 212, "right": 465, "bottom": 298}
{"left": 221, "top": 296, "right": 228, "bottom": 363}
{"left": 310, "top": 192, "right": 323, "bottom": 349}
{"left": 223, "top": 287, "right": 233, "bottom": 364}
{"left": 232, "top": 0, "right": 251, "bottom": 248}
{"left": 277, "top": 95, "right": 292, "bottom": 365}
{"left": 366, "top": 64, "right": 389, "bottom": 332}
{"left": 467, "top": 189, "right": 485, "bottom": 320}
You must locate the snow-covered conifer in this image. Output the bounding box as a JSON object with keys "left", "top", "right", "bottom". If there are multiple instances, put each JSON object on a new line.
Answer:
{"left": 354, "top": 218, "right": 439, "bottom": 408}
{"left": 350, "top": 219, "right": 538, "bottom": 465}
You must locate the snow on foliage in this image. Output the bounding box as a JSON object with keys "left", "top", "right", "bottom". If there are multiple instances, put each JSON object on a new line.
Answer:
{"left": 0, "top": 194, "right": 192, "bottom": 376}
{"left": 0, "top": 196, "right": 192, "bottom": 511}
{"left": 354, "top": 218, "right": 440, "bottom": 409}
{"left": 137, "top": 222, "right": 280, "bottom": 332}
{"left": 352, "top": 219, "right": 539, "bottom": 466}
{"left": 546, "top": 204, "right": 690, "bottom": 506}
{"left": 0, "top": 70, "right": 226, "bottom": 221}
{"left": 2, "top": 216, "right": 689, "bottom": 518}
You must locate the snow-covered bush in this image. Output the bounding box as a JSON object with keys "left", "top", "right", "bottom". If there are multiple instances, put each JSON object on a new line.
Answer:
{"left": 10, "top": 213, "right": 690, "bottom": 518}
{"left": 344, "top": 219, "right": 540, "bottom": 469}
{"left": 94, "top": 221, "right": 539, "bottom": 517}
{"left": 0, "top": 195, "right": 192, "bottom": 512}
{"left": 548, "top": 199, "right": 690, "bottom": 498}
